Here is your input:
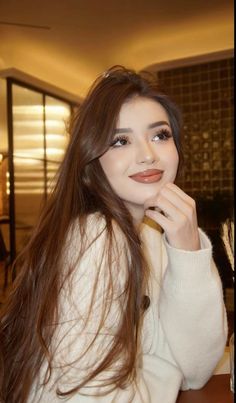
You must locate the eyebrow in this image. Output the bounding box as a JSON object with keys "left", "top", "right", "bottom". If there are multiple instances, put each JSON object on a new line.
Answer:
{"left": 114, "top": 120, "right": 170, "bottom": 134}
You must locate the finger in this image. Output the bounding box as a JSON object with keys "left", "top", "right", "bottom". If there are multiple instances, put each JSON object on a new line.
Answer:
{"left": 165, "top": 183, "right": 196, "bottom": 208}
{"left": 145, "top": 208, "right": 172, "bottom": 232}
{"left": 144, "top": 187, "right": 189, "bottom": 219}
{"left": 146, "top": 195, "right": 186, "bottom": 224}
{"left": 144, "top": 183, "right": 195, "bottom": 212}
{"left": 158, "top": 186, "right": 196, "bottom": 221}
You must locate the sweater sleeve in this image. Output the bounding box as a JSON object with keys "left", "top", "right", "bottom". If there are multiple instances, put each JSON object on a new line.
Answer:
{"left": 158, "top": 228, "right": 228, "bottom": 390}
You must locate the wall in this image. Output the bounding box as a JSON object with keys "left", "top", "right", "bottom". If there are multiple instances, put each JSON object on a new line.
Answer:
{"left": 157, "top": 57, "right": 234, "bottom": 200}
{"left": 156, "top": 57, "right": 234, "bottom": 296}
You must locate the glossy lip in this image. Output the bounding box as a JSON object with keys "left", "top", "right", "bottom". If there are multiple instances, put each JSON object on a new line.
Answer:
{"left": 129, "top": 169, "right": 164, "bottom": 184}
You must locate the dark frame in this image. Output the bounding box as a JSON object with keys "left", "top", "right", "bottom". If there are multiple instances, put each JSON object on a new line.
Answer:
{"left": 6, "top": 77, "right": 79, "bottom": 267}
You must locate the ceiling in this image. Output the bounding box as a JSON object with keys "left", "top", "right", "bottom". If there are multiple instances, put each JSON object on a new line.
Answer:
{"left": 0, "top": 0, "right": 234, "bottom": 99}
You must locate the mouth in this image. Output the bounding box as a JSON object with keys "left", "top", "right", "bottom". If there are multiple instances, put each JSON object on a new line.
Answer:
{"left": 129, "top": 169, "right": 164, "bottom": 184}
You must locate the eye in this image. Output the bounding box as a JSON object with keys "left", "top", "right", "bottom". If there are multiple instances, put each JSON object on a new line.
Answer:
{"left": 153, "top": 129, "right": 172, "bottom": 142}
{"left": 110, "top": 135, "right": 129, "bottom": 147}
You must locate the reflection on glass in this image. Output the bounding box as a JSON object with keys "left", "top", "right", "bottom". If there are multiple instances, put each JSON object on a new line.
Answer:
{"left": 12, "top": 85, "right": 71, "bottom": 252}
{"left": 45, "top": 96, "right": 70, "bottom": 193}
{"left": 13, "top": 85, "right": 45, "bottom": 195}
{"left": 13, "top": 85, "right": 44, "bottom": 251}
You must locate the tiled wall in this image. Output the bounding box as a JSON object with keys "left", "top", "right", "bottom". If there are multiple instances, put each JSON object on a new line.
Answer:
{"left": 157, "top": 58, "right": 234, "bottom": 292}
{"left": 157, "top": 58, "right": 234, "bottom": 200}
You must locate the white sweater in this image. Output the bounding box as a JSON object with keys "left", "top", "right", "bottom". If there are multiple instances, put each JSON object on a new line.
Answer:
{"left": 29, "top": 214, "right": 227, "bottom": 402}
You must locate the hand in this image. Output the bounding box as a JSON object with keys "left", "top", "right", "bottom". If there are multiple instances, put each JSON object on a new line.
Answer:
{"left": 144, "top": 183, "right": 201, "bottom": 251}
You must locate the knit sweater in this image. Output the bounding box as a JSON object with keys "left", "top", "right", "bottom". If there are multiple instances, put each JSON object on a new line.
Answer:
{"left": 29, "top": 213, "right": 227, "bottom": 402}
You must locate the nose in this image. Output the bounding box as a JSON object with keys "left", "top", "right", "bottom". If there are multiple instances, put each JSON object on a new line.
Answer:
{"left": 136, "top": 141, "right": 157, "bottom": 164}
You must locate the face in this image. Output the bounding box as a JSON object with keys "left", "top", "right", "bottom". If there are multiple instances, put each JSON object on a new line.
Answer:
{"left": 99, "top": 96, "right": 179, "bottom": 222}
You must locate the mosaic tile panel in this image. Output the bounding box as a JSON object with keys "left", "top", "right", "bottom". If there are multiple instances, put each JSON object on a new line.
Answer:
{"left": 157, "top": 58, "right": 234, "bottom": 199}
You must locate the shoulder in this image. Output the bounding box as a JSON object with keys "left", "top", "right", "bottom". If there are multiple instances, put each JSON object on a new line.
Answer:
{"left": 64, "top": 212, "right": 127, "bottom": 266}
{"left": 75, "top": 212, "right": 126, "bottom": 246}
{"left": 60, "top": 213, "right": 128, "bottom": 307}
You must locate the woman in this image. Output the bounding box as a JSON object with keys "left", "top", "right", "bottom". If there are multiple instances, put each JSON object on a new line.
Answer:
{"left": 0, "top": 66, "right": 227, "bottom": 403}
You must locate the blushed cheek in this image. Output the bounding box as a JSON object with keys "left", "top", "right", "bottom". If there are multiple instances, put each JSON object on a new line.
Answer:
{"left": 99, "top": 154, "right": 113, "bottom": 176}
{"left": 169, "top": 144, "right": 179, "bottom": 161}
{"left": 174, "top": 152, "right": 179, "bottom": 173}
{"left": 167, "top": 149, "right": 179, "bottom": 181}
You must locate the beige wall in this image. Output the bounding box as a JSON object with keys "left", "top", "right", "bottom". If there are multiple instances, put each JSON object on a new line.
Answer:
{"left": 0, "top": 3, "right": 233, "bottom": 98}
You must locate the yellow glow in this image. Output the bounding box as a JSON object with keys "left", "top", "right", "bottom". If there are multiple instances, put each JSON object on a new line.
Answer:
{"left": 6, "top": 181, "right": 10, "bottom": 195}
{"left": 14, "top": 134, "right": 68, "bottom": 141}
{"left": 15, "top": 172, "right": 46, "bottom": 178}
{"left": 14, "top": 189, "right": 45, "bottom": 194}
{"left": 15, "top": 182, "right": 45, "bottom": 188}
{"left": 13, "top": 105, "right": 70, "bottom": 117}
{"left": 14, "top": 152, "right": 44, "bottom": 160}
{"left": 46, "top": 148, "right": 65, "bottom": 156}
{"left": 14, "top": 157, "right": 43, "bottom": 165}
{"left": 14, "top": 120, "right": 66, "bottom": 128}
{"left": 14, "top": 121, "right": 43, "bottom": 128}
{"left": 8, "top": 95, "right": 71, "bottom": 195}
{"left": 46, "top": 120, "right": 67, "bottom": 128}
{"left": 14, "top": 148, "right": 64, "bottom": 157}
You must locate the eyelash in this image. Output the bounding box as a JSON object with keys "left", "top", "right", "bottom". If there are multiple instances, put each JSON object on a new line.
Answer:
{"left": 153, "top": 129, "right": 172, "bottom": 141}
{"left": 110, "top": 135, "right": 129, "bottom": 147}
{"left": 110, "top": 129, "right": 172, "bottom": 148}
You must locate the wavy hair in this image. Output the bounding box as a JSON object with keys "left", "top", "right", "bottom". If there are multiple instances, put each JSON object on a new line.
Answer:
{"left": 0, "top": 66, "right": 182, "bottom": 402}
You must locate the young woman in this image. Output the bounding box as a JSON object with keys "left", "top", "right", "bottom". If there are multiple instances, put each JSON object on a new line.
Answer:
{"left": 0, "top": 66, "right": 227, "bottom": 403}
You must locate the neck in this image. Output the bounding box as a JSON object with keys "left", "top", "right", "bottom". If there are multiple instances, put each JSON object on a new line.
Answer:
{"left": 124, "top": 203, "right": 145, "bottom": 230}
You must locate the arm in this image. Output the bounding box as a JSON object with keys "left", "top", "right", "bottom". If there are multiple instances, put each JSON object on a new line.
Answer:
{"left": 144, "top": 182, "right": 228, "bottom": 389}
{"left": 158, "top": 229, "right": 228, "bottom": 390}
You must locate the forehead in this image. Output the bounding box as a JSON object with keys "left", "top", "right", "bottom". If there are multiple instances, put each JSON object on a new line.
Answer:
{"left": 117, "top": 96, "right": 170, "bottom": 127}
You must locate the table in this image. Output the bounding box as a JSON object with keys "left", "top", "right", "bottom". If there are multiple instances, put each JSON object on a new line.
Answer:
{"left": 176, "top": 374, "right": 234, "bottom": 403}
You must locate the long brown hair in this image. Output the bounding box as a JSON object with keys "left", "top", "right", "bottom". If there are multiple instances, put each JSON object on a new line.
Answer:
{"left": 0, "top": 66, "right": 182, "bottom": 402}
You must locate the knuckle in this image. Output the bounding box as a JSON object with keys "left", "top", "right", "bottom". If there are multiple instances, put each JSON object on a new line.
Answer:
{"left": 190, "top": 198, "right": 196, "bottom": 209}
{"left": 186, "top": 205, "right": 194, "bottom": 218}
{"left": 156, "top": 194, "right": 162, "bottom": 204}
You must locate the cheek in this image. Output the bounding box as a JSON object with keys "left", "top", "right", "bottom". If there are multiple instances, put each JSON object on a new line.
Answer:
{"left": 100, "top": 152, "right": 128, "bottom": 177}
{"left": 172, "top": 154, "right": 179, "bottom": 179}
{"left": 173, "top": 151, "right": 179, "bottom": 171}
{"left": 99, "top": 154, "right": 113, "bottom": 176}
{"left": 164, "top": 146, "right": 179, "bottom": 168}
{"left": 163, "top": 147, "right": 179, "bottom": 182}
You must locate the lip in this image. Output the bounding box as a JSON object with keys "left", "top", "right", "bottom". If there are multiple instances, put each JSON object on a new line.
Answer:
{"left": 129, "top": 169, "right": 164, "bottom": 184}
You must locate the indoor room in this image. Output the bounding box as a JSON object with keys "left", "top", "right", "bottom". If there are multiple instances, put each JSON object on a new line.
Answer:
{"left": 0, "top": 1, "right": 234, "bottom": 402}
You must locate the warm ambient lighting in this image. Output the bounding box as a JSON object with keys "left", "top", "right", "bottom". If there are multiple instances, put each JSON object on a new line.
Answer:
{"left": 14, "top": 157, "right": 43, "bottom": 166}
{"left": 14, "top": 120, "right": 66, "bottom": 129}
{"left": 6, "top": 173, "right": 10, "bottom": 196}
{"left": 14, "top": 172, "right": 53, "bottom": 178}
{"left": 14, "top": 149, "right": 65, "bottom": 157}
{"left": 13, "top": 105, "right": 70, "bottom": 117}
{"left": 15, "top": 134, "right": 67, "bottom": 141}
{"left": 12, "top": 102, "right": 70, "bottom": 194}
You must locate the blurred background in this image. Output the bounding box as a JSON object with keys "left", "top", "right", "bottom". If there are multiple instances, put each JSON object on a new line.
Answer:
{"left": 0, "top": 0, "right": 234, "bottom": 331}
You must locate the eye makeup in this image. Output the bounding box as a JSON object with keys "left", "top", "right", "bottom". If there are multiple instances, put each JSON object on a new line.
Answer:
{"left": 152, "top": 128, "right": 172, "bottom": 141}
{"left": 110, "top": 135, "right": 130, "bottom": 147}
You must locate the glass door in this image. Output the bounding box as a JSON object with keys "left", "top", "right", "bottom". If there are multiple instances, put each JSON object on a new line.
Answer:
{"left": 45, "top": 96, "right": 70, "bottom": 194}
{"left": 12, "top": 85, "right": 45, "bottom": 252}
{"left": 9, "top": 82, "right": 73, "bottom": 256}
